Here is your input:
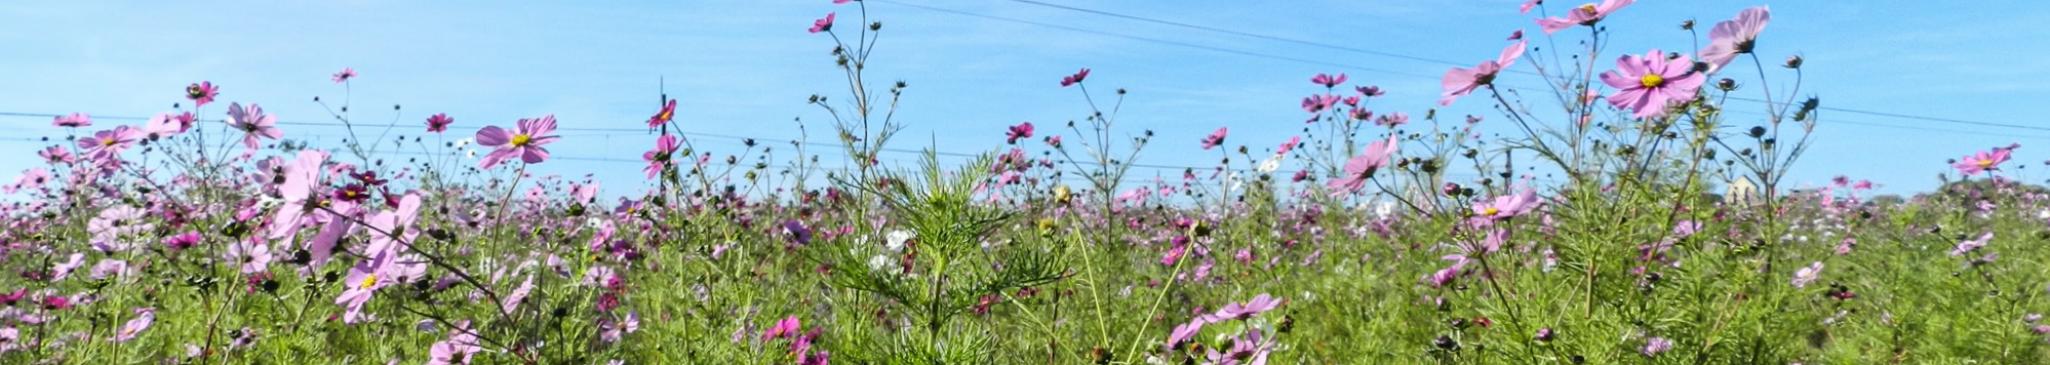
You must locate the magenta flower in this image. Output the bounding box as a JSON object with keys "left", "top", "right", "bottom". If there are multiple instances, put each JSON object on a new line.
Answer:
{"left": 1641, "top": 336, "right": 1672, "bottom": 356}
{"left": 186, "top": 82, "right": 220, "bottom": 108}
{"left": 77, "top": 126, "right": 142, "bottom": 162}
{"left": 1520, "top": 0, "right": 1541, "bottom": 13}
{"left": 332, "top": 67, "right": 357, "bottom": 83}
{"left": 1328, "top": 135, "right": 1398, "bottom": 194}
{"left": 1166, "top": 317, "right": 1212, "bottom": 350}
{"left": 226, "top": 103, "right": 283, "bottom": 153}
{"left": 1006, "top": 122, "right": 1034, "bottom": 144}
{"left": 1536, "top": 0, "right": 1634, "bottom": 34}
{"left": 1953, "top": 145, "right": 2015, "bottom": 176}
{"left": 1060, "top": 68, "right": 1091, "bottom": 87}
{"left": 1200, "top": 127, "right": 1227, "bottom": 150}
{"left": 644, "top": 134, "right": 680, "bottom": 179}
{"left": 52, "top": 113, "right": 91, "bottom": 128}
{"left": 1276, "top": 136, "right": 1299, "bottom": 156}
{"left": 763, "top": 316, "right": 802, "bottom": 341}
{"left": 474, "top": 115, "right": 561, "bottom": 169}
{"left": 649, "top": 98, "right": 678, "bottom": 129}
{"left": 1699, "top": 6, "right": 1770, "bottom": 74}
{"left": 1376, "top": 112, "right": 1409, "bottom": 127}
{"left": 426, "top": 113, "right": 454, "bottom": 133}
{"left": 1356, "top": 85, "right": 1384, "bottom": 97}
{"left": 809, "top": 12, "right": 835, "bottom": 33}
{"left": 1310, "top": 73, "right": 1347, "bottom": 88}
{"left": 1440, "top": 40, "right": 1526, "bottom": 106}
{"left": 1208, "top": 293, "right": 1282, "bottom": 322}
{"left": 1301, "top": 94, "right": 1339, "bottom": 115}
{"left": 1598, "top": 49, "right": 1704, "bottom": 118}
{"left": 428, "top": 321, "right": 483, "bottom": 365}
{"left": 163, "top": 231, "right": 201, "bottom": 251}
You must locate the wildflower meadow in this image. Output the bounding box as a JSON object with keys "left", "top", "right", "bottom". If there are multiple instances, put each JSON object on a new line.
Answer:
{"left": 5, "top": 1, "right": 2050, "bottom": 364}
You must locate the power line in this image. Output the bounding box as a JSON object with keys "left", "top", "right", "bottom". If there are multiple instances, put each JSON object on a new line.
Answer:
{"left": 940, "top": 0, "right": 2050, "bottom": 134}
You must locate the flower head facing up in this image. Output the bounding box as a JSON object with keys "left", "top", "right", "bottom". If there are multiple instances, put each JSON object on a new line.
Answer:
{"left": 1953, "top": 144, "right": 2017, "bottom": 176}
{"left": 226, "top": 103, "right": 283, "bottom": 153}
{"left": 1310, "top": 72, "right": 1347, "bottom": 88}
{"left": 809, "top": 12, "right": 835, "bottom": 33}
{"left": 1328, "top": 135, "right": 1399, "bottom": 194}
{"left": 331, "top": 67, "right": 356, "bottom": 83}
{"left": 52, "top": 113, "right": 92, "bottom": 128}
{"left": 1537, "top": 0, "right": 1634, "bottom": 34}
{"left": 1599, "top": 49, "right": 1704, "bottom": 118}
{"left": 1699, "top": 6, "right": 1770, "bottom": 74}
{"left": 1200, "top": 127, "right": 1228, "bottom": 150}
{"left": 426, "top": 113, "right": 454, "bottom": 133}
{"left": 1060, "top": 68, "right": 1091, "bottom": 87}
{"left": 648, "top": 98, "right": 677, "bottom": 129}
{"left": 1006, "top": 122, "right": 1034, "bottom": 144}
{"left": 1441, "top": 40, "right": 1527, "bottom": 106}
{"left": 1790, "top": 261, "right": 1824, "bottom": 288}
{"left": 186, "top": 81, "right": 220, "bottom": 108}
{"left": 474, "top": 115, "right": 561, "bottom": 169}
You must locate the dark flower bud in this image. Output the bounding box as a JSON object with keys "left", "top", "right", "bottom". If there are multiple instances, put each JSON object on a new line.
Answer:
{"left": 1784, "top": 55, "right": 1804, "bottom": 69}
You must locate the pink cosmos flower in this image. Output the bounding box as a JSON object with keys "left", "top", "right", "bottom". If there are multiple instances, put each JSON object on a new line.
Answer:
{"left": 474, "top": 115, "right": 561, "bottom": 169}
{"left": 1301, "top": 94, "right": 1339, "bottom": 115}
{"left": 426, "top": 113, "right": 454, "bottom": 133}
{"left": 163, "top": 231, "right": 201, "bottom": 251}
{"left": 1536, "top": 0, "right": 1634, "bottom": 34}
{"left": 1328, "top": 135, "right": 1398, "bottom": 194}
{"left": 1276, "top": 136, "right": 1299, "bottom": 156}
{"left": 144, "top": 112, "right": 190, "bottom": 138}
{"left": 1006, "top": 122, "right": 1034, "bottom": 144}
{"left": 1376, "top": 112, "right": 1409, "bottom": 127}
{"left": 1440, "top": 40, "right": 1527, "bottom": 106}
{"left": 1310, "top": 73, "right": 1347, "bottom": 88}
{"left": 501, "top": 275, "right": 535, "bottom": 314}
{"left": 226, "top": 102, "right": 283, "bottom": 153}
{"left": 337, "top": 245, "right": 396, "bottom": 324}
{"left": 1954, "top": 145, "right": 2015, "bottom": 176}
{"left": 1699, "top": 6, "right": 1770, "bottom": 74}
{"left": 763, "top": 316, "right": 802, "bottom": 341}
{"left": 648, "top": 98, "right": 677, "bottom": 129}
{"left": 271, "top": 151, "right": 329, "bottom": 241}
{"left": 1356, "top": 85, "right": 1384, "bottom": 97}
{"left": 1471, "top": 187, "right": 1540, "bottom": 224}
{"left": 1166, "top": 317, "right": 1212, "bottom": 350}
{"left": 1952, "top": 232, "right": 1992, "bottom": 256}
{"left": 1508, "top": 29, "right": 1524, "bottom": 40}
{"left": 114, "top": 308, "right": 154, "bottom": 342}
{"left": 809, "top": 12, "right": 835, "bottom": 33}
{"left": 644, "top": 134, "right": 680, "bottom": 179}
{"left": 1060, "top": 68, "right": 1091, "bottom": 87}
{"left": 428, "top": 321, "right": 483, "bottom": 365}
{"left": 186, "top": 82, "right": 220, "bottom": 108}
{"left": 77, "top": 126, "right": 142, "bottom": 162}
{"left": 52, "top": 113, "right": 91, "bottom": 128}
{"left": 332, "top": 67, "right": 357, "bottom": 83}
{"left": 227, "top": 240, "right": 273, "bottom": 274}
{"left": 1790, "top": 261, "right": 1823, "bottom": 288}
{"left": 1598, "top": 49, "right": 1705, "bottom": 118}
{"left": 1200, "top": 127, "right": 1228, "bottom": 150}
{"left": 1208, "top": 293, "right": 1282, "bottom": 322}
{"left": 1519, "top": 0, "right": 1541, "bottom": 13}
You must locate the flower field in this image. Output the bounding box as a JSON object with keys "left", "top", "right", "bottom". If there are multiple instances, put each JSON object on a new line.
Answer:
{"left": 5, "top": 1, "right": 2050, "bottom": 364}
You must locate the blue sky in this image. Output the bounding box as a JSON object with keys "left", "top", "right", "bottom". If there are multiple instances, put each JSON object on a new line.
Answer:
{"left": 4, "top": 1, "right": 2048, "bottom": 196}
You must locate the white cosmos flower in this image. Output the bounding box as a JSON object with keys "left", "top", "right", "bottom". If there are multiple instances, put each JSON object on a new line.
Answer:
{"left": 884, "top": 229, "right": 912, "bottom": 252}
{"left": 1256, "top": 155, "right": 1282, "bottom": 174}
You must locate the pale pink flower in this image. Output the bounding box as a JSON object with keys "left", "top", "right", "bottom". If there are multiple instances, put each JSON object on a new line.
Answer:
{"left": 1536, "top": 0, "right": 1634, "bottom": 34}
{"left": 474, "top": 115, "right": 561, "bottom": 169}
{"left": 1699, "top": 6, "right": 1770, "bottom": 74}
{"left": 1441, "top": 40, "right": 1526, "bottom": 106}
{"left": 1598, "top": 49, "right": 1705, "bottom": 118}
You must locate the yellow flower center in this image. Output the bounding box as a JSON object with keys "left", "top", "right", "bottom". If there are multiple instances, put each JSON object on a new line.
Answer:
{"left": 359, "top": 273, "right": 378, "bottom": 289}
{"left": 1978, "top": 159, "right": 1994, "bottom": 168}
{"left": 510, "top": 134, "right": 532, "bottom": 147}
{"left": 1578, "top": 3, "right": 1598, "bottom": 14}
{"left": 101, "top": 138, "right": 116, "bottom": 147}
{"left": 1639, "top": 73, "right": 1665, "bottom": 88}
{"left": 1483, "top": 207, "right": 1500, "bottom": 216}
